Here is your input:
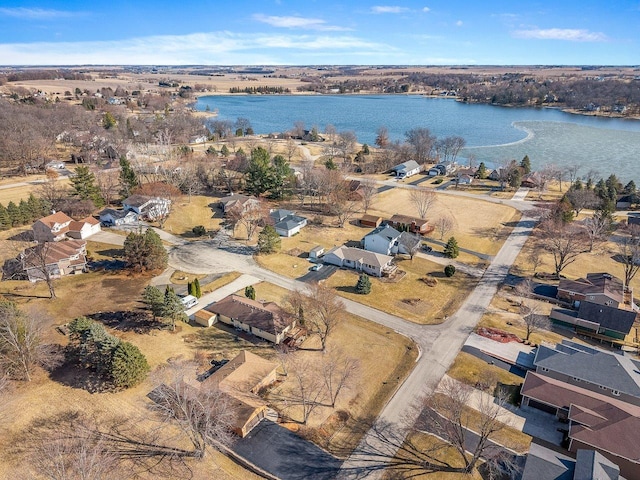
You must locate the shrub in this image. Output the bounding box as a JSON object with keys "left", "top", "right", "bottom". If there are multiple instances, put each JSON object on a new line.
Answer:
{"left": 433, "top": 178, "right": 444, "bottom": 184}
{"left": 110, "top": 341, "right": 150, "bottom": 388}
{"left": 444, "top": 265, "right": 456, "bottom": 277}
{"left": 192, "top": 225, "right": 206, "bottom": 236}
{"left": 245, "top": 285, "right": 256, "bottom": 300}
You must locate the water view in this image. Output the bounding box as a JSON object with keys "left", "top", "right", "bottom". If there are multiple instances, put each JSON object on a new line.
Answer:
{"left": 196, "top": 95, "right": 640, "bottom": 182}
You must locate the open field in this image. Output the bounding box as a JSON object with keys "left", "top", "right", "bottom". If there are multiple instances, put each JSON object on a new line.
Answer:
{"left": 162, "top": 194, "right": 227, "bottom": 238}
{"left": 326, "top": 257, "right": 478, "bottom": 325}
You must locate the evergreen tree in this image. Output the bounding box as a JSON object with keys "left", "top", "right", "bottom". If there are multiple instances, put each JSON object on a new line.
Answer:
{"left": 193, "top": 278, "right": 202, "bottom": 298}
{"left": 123, "top": 228, "right": 168, "bottom": 271}
{"left": 162, "top": 289, "right": 184, "bottom": 331}
{"left": 444, "top": 236, "right": 460, "bottom": 259}
{"left": 6, "top": 201, "right": 22, "bottom": 226}
{"left": 624, "top": 180, "right": 637, "bottom": 195}
{"left": 270, "top": 155, "right": 293, "bottom": 200}
{"left": 18, "top": 199, "right": 31, "bottom": 225}
{"left": 0, "top": 204, "right": 11, "bottom": 230}
{"left": 246, "top": 147, "right": 275, "bottom": 196}
{"left": 70, "top": 166, "right": 104, "bottom": 207}
{"left": 508, "top": 167, "right": 523, "bottom": 189}
{"left": 220, "top": 144, "right": 230, "bottom": 157}
{"left": 110, "top": 341, "right": 149, "bottom": 388}
{"left": 142, "top": 285, "right": 165, "bottom": 319}
{"left": 245, "top": 285, "right": 256, "bottom": 300}
{"left": 476, "top": 162, "right": 487, "bottom": 179}
{"left": 355, "top": 273, "right": 372, "bottom": 295}
{"left": 520, "top": 155, "right": 531, "bottom": 175}
{"left": 257, "top": 225, "right": 281, "bottom": 254}
{"left": 102, "top": 111, "right": 117, "bottom": 129}
{"left": 119, "top": 156, "right": 139, "bottom": 198}
{"left": 444, "top": 265, "right": 456, "bottom": 277}
{"left": 188, "top": 281, "right": 196, "bottom": 297}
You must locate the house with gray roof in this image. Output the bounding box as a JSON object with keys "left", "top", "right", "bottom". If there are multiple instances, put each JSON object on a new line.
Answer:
{"left": 522, "top": 444, "right": 625, "bottom": 480}
{"left": 362, "top": 224, "right": 421, "bottom": 257}
{"left": 557, "top": 273, "right": 625, "bottom": 308}
{"left": 268, "top": 209, "right": 307, "bottom": 237}
{"left": 549, "top": 301, "right": 637, "bottom": 343}
{"left": 532, "top": 340, "right": 640, "bottom": 407}
{"left": 322, "top": 246, "right": 395, "bottom": 277}
{"left": 390, "top": 160, "right": 421, "bottom": 179}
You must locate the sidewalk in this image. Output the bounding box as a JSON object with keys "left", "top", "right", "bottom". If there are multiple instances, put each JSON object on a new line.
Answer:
{"left": 511, "top": 187, "right": 530, "bottom": 201}
{"left": 464, "top": 333, "right": 536, "bottom": 369}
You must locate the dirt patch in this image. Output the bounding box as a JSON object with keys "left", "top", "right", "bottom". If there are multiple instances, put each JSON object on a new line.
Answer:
{"left": 476, "top": 327, "right": 523, "bottom": 344}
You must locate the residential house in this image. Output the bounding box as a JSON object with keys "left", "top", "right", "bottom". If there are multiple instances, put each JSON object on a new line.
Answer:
{"left": 322, "top": 245, "right": 395, "bottom": 277}
{"left": 197, "top": 294, "right": 295, "bottom": 344}
{"left": 200, "top": 351, "right": 279, "bottom": 437}
{"left": 530, "top": 341, "right": 640, "bottom": 407}
{"left": 218, "top": 194, "right": 260, "bottom": 215}
{"left": 521, "top": 172, "right": 543, "bottom": 188}
{"left": 269, "top": 209, "right": 307, "bottom": 237}
{"left": 32, "top": 212, "right": 100, "bottom": 242}
{"left": 391, "top": 160, "right": 421, "bottom": 179}
{"left": 388, "top": 214, "right": 433, "bottom": 235}
{"left": 457, "top": 174, "right": 473, "bottom": 185}
{"left": 428, "top": 164, "right": 449, "bottom": 177}
{"left": 123, "top": 195, "right": 170, "bottom": 221}
{"left": 521, "top": 371, "right": 640, "bottom": 480}
{"left": 549, "top": 302, "right": 638, "bottom": 343}
{"left": 3, "top": 240, "right": 87, "bottom": 282}
{"left": 359, "top": 214, "right": 383, "bottom": 228}
{"left": 488, "top": 168, "right": 504, "bottom": 181}
{"left": 362, "top": 224, "right": 422, "bottom": 256}
{"left": 99, "top": 208, "right": 139, "bottom": 226}
{"left": 557, "top": 273, "right": 625, "bottom": 308}
{"left": 522, "top": 443, "right": 624, "bottom": 480}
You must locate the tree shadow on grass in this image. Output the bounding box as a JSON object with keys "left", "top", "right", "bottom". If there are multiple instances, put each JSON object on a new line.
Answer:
{"left": 89, "top": 310, "right": 165, "bottom": 334}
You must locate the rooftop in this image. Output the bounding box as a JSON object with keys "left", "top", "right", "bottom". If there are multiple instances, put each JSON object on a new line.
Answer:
{"left": 204, "top": 294, "right": 293, "bottom": 336}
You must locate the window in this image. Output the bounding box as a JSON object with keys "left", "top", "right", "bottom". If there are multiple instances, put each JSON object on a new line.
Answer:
{"left": 599, "top": 385, "right": 607, "bottom": 390}
{"left": 573, "top": 377, "right": 581, "bottom": 382}
{"left": 612, "top": 390, "right": 620, "bottom": 396}
{"left": 540, "top": 367, "right": 549, "bottom": 372}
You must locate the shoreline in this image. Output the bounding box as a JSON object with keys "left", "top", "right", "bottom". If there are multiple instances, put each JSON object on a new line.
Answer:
{"left": 193, "top": 92, "right": 640, "bottom": 121}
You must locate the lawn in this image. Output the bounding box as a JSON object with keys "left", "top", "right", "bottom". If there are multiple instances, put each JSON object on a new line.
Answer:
{"left": 447, "top": 352, "right": 524, "bottom": 393}
{"left": 237, "top": 282, "right": 418, "bottom": 456}
{"left": 162, "top": 194, "right": 227, "bottom": 238}
{"left": 325, "top": 257, "right": 479, "bottom": 325}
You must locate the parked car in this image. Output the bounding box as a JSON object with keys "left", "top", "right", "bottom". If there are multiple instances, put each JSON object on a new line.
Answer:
{"left": 310, "top": 264, "right": 323, "bottom": 271}
{"left": 421, "top": 244, "right": 433, "bottom": 252}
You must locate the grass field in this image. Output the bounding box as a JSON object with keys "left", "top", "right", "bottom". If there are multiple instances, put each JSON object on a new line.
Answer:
{"left": 325, "top": 257, "right": 479, "bottom": 325}
{"left": 162, "top": 194, "right": 227, "bottom": 238}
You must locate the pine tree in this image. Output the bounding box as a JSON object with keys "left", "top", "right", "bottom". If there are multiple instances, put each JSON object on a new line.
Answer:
{"left": 193, "top": 277, "right": 202, "bottom": 298}
{"left": 6, "top": 201, "right": 22, "bottom": 226}
{"left": 119, "top": 156, "right": 139, "bottom": 198}
{"left": 257, "top": 225, "right": 281, "bottom": 253}
{"left": 0, "top": 204, "right": 11, "bottom": 230}
{"left": 245, "top": 285, "right": 256, "bottom": 300}
{"left": 188, "top": 281, "right": 196, "bottom": 297}
{"left": 142, "top": 285, "right": 165, "bottom": 319}
{"left": 520, "top": 155, "right": 531, "bottom": 175}
{"left": 444, "top": 236, "right": 460, "bottom": 259}
{"left": 70, "top": 166, "right": 104, "bottom": 207}
{"left": 162, "top": 289, "right": 184, "bottom": 331}
{"left": 18, "top": 199, "right": 31, "bottom": 225}
{"left": 110, "top": 341, "right": 149, "bottom": 388}
{"left": 221, "top": 145, "right": 230, "bottom": 157}
{"left": 355, "top": 273, "right": 372, "bottom": 295}
{"left": 477, "top": 162, "right": 487, "bottom": 179}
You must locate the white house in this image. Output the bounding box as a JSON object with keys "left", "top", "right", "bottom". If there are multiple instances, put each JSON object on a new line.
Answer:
{"left": 269, "top": 209, "right": 307, "bottom": 237}
{"left": 99, "top": 208, "right": 139, "bottom": 226}
{"left": 457, "top": 174, "right": 473, "bottom": 185}
{"left": 123, "top": 195, "right": 170, "bottom": 221}
{"left": 66, "top": 217, "right": 101, "bottom": 239}
{"left": 362, "top": 224, "right": 421, "bottom": 257}
{"left": 391, "top": 160, "right": 421, "bottom": 179}
{"left": 322, "top": 246, "right": 395, "bottom": 277}
{"left": 32, "top": 212, "right": 100, "bottom": 242}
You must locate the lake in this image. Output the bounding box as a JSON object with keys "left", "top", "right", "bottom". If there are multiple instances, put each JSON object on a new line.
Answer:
{"left": 196, "top": 95, "right": 640, "bottom": 182}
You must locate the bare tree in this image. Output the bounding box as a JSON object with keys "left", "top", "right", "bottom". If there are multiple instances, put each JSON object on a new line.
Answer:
{"left": 618, "top": 226, "right": 640, "bottom": 288}
{"left": 284, "top": 354, "right": 326, "bottom": 424}
{"left": 582, "top": 213, "right": 612, "bottom": 252}
{"left": 434, "top": 215, "right": 455, "bottom": 240}
{"left": 405, "top": 128, "right": 436, "bottom": 166}
{"left": 0, "top": 302, "right": 59, "bottom": 382}
{"left": 226, "top": 199, "right": 265, "bottom": 241}
{"left": 359, "top": 179, "right": 378, "bottom": 213}
{"left": 149, "top": 360, "right": 236, "bottom": 458}
{"left": 20, "top": 242, "right": 59, "bottom": 299}
{"left": 327, "top": 181, "right": 361, "bottom": 228}
{"left": 375, "top": 126, "right": 390, "bottom": 149}
{"left": 336, "top": 131, "right": 358, "bottom": 163}
{"left": 414, "top": 377, "right": 512, "bottom": 474}
{"left": 526, "top": 247, "right": 543, "bottom": 275}
{"left": 284, "top": 138, "right": 299, "bottom": 163}
{"left": 324, "top": 124, "right": 337, "bottom": 143}
{"left": 95, "top": 170, "right": 120, "bottom": 207}
{"left": 515, "top": 280, "right": 549, "bottom": 341}
{"left": 288, "top": 283, "right": 345, "bottom": 351}
{"left": 37, "top": 170, "right": 68, "bottom": 211}
{"left": 565, "top": 188, "right": 600, "bottom": 216}
{"left": 539, "top": 219, "right": 589, "bottom": 277}
{"left": 565, "top": 164, "right": 581, "bottom": 185}
{"left": 321, "top": 347, "right": 360, "bottom": 408}
{"left": 409, "top": 189, "right": 437, "bottom": 219}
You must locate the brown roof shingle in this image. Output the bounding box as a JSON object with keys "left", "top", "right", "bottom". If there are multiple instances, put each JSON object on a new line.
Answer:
{"left": 204, "top": 295, "right": 293, "bottom": 335}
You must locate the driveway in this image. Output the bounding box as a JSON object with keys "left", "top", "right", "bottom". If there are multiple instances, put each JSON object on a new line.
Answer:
{"left": 232, "top": 420, "right": 342, "bottom": 480}
{"left": 297, "top": 264, "right": 338, "bottom": 283}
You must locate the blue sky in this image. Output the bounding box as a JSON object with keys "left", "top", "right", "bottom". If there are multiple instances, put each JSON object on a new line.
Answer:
{"left": 0, "top": 1, "right": 638, "bottom": 65}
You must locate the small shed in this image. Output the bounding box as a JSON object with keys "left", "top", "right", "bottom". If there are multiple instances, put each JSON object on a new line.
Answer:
{"left": 194, "top": 309, "right": 217, "bottom": 328}
{"left": 309, "top": 245, "right": 325, "bottom": 262}
{"left": 359, "top": 214, "right": 383, "bottom": 228}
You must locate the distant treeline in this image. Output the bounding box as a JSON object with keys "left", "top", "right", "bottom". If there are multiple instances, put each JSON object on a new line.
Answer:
{"left": 298, "top": 72, "right": 640, "bottom": 116}
{"left": 0, "top": 69, "right": 92, "bottom": 85}
{"left": 228, "top": 86, "right": 291, "bottom": 94}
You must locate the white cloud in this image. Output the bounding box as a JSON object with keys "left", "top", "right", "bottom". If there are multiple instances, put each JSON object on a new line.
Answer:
{"left": 0, "top": 7, "right": 82, "bottom": 19}
{"left": 0, "top": 31, "right": 394, "bottom": 65}
{"left": 422, "top": 7, "right": 431, "bottom": 13}
{"left": 513, "top": 28, "right": 607, "bottom": 42}
{"left": 455, "top": 20, "right": 463, "bottom": 26}
{"left": 371, "top": 6, "right": 410, "bottom": 14}
{"left": 252, "top": 14, "right": 348, "bottom": 31}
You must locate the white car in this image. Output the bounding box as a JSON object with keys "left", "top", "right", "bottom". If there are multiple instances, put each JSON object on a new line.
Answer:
{"left": 310, "top": 264, "right": 323, "bottom": 272}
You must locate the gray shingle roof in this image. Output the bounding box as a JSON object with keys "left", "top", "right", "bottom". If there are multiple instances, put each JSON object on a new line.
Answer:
{"left": 574, "top": 449, "right": 621, "bottom": 480}
{"left": 534, "top": 340, "right": 640, "bottom": 397}
{"left": 577, "top": 302, "right": 636, "bottom": 334}
{"left": 391, "top": 160, "right": 420, "bottom": 172}
{"left": 522, "top": 443, "right": 574, "bottom": 480}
